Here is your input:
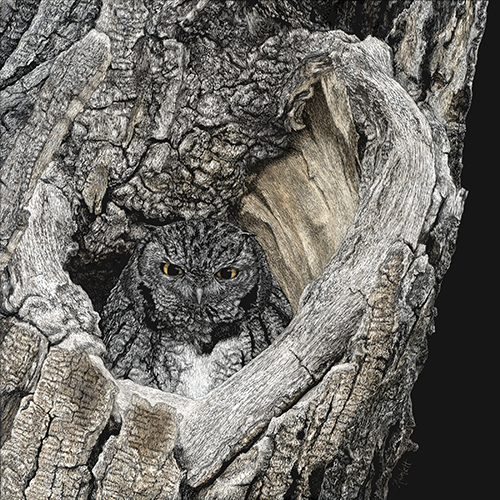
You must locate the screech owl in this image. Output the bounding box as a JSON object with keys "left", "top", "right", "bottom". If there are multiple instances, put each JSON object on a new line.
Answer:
{"left": 101, "top": 219, "right": 292, "bottom": 399}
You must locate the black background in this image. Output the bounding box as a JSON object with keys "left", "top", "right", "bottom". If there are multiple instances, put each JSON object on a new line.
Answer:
{"left": 389, "top": 2, "right": 497, "bottom": 499}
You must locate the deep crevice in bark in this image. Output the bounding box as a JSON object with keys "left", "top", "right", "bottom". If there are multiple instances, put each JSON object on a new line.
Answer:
{"left": 87, "top": 416, "right": 122, "bottom": 500}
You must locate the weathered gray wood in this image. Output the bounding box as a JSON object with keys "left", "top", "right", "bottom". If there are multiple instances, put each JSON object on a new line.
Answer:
{"left": 174, "top": 32, "right": 442, "bottom": 488}
{"left": 0, "top": 1, "right": 488, "bottom": 499}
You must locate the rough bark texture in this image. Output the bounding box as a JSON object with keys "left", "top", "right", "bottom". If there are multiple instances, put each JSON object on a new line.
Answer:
{"left": 0, "top": 1, "right": 488, "bottom": 499}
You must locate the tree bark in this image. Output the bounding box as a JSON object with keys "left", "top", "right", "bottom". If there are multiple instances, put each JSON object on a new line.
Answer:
{"left": 0, "top": 1, "right": 488, "bottom": 499}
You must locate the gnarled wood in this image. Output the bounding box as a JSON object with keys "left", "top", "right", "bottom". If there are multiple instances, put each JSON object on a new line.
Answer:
{"left": 0, "top": 1, "right": 488, "bottom": 499}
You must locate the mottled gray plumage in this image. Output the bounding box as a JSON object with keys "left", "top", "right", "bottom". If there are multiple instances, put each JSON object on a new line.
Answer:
{"left": 101, "top": 219, "right": 292, "bottom": 398}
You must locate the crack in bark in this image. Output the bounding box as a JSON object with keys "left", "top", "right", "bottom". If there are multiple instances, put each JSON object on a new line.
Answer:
{"left": 24, "top": 410, "right": 54, "bottom": 498}
{"left": 287, "top": 347, "right": 316, "bottom": 383}
{"left": 86, "top": 416, "right": 122, "bottom": 500}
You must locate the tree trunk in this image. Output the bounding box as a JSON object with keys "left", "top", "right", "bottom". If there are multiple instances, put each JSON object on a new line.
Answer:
{"left": 0, "top": 1, "right": 488, "bottom": 499}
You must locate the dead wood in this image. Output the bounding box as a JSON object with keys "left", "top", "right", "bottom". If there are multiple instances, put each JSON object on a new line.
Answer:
{"left": 0, "top": 1, "right": 488, "bottom": 499}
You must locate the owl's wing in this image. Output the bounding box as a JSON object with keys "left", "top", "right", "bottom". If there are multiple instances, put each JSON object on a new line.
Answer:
{"left": 270, "top": 274, "right": 293, "bottom": 317}
{"left": 100, "top": 279, "right": 131, "bottom": 344}
{"left": 260, "top": 275, "right": 293, "bottom": 342}
{"left": 101, "top": 279, "right": 155, "bottom": 382}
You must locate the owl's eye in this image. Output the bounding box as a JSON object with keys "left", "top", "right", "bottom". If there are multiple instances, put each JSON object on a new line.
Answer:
{"left": 163, "top": 262, "right": 184, "bottom": 276}
{"left": 216, "top": 267, "right": 239, "bottom": 280}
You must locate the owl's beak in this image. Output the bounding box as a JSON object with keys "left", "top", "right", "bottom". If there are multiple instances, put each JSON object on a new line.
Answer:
{"left": 195, "top": 287, "right": 204, "bottom": 305}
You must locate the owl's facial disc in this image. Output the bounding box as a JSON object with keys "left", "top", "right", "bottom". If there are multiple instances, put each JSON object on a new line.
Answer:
{"left": 140, "top": 221, "right": 263, "bottom": 330}
{"left": 184, "top": 265, "right": 247, "bottom": 308}
{"left": 194, "top": 266, "right": 240, "bottom": 305}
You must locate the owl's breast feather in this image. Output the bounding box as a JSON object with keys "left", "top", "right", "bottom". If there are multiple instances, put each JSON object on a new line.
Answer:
{"left": 169, "top": 338, "right": 245, "bottom": 399}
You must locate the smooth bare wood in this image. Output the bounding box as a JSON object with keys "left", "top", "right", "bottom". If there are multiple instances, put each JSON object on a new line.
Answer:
{"left": 240, "top": 71, "right": 360, "bottom": 311}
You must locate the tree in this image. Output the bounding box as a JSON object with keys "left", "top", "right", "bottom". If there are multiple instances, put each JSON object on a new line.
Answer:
{"left": 0, "top": 1, "right": 488, "bottom": 499}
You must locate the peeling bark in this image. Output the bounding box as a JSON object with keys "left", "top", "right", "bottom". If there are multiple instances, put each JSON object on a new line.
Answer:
{"left": 0, "top": 1, "right": 488, "bottom": 499}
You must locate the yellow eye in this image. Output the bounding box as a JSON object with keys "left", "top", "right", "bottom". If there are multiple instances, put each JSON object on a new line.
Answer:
{"left": 163, "top": 262, "right": 183, "bottom": 276}
{"left": 216, "top": 267, "right": 238, "bottom": 280}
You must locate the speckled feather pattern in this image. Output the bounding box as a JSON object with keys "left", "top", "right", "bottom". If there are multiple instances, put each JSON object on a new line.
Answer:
{"left": 101, "top": 219, "right": 292, "bottom": 398}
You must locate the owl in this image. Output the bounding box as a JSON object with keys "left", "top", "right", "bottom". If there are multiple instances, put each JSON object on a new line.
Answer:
{"left": 101, "top": 219, "right": 292, "bottom": 399}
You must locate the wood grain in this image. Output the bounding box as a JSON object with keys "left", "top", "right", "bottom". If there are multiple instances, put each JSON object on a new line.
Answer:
{"left": 0, "top": 1, "right": 487, "bottom": 499}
